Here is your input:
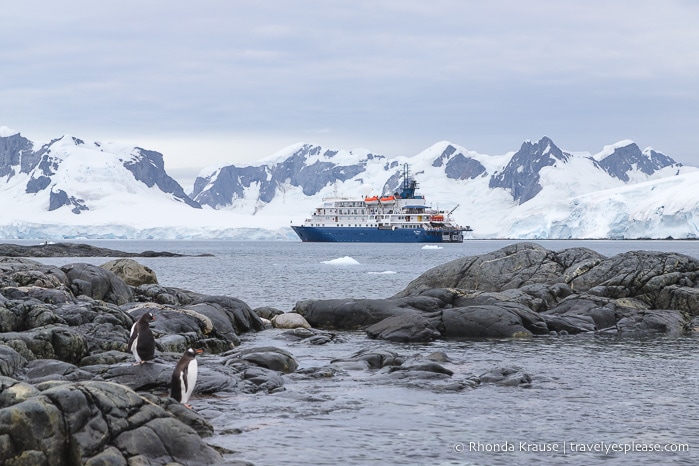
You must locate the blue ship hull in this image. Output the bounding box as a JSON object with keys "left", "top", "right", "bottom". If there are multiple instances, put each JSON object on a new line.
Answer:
{"left": 291, "top": 226, "right": 463, "bottom": 243}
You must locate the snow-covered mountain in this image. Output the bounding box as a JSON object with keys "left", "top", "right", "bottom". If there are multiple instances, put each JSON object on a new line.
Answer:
{"left": 0, "top": 132, "right": 198, "bottom": 211}
{"left": 1, "top": 127, "right": 697, "bottom": 240}
{"left": 189, "top": 136, "right": 697, "bottom": 239}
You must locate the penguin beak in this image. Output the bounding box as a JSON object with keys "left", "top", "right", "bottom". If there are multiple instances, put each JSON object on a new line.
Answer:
{"left": 195, "top": 349, "right": 204, "bottom": 354}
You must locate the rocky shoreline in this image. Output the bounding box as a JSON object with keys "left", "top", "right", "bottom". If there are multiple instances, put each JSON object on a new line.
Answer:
{"left": 0, "top": 242, "right": 213, "bottom": 258}
{"left": 1, "top": 242, "right": 698, "bottom": 465}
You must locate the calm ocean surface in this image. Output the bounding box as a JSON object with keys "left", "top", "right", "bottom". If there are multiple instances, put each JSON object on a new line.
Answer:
{"left": 18, "top": 239, "right": 699, "bottom": 465}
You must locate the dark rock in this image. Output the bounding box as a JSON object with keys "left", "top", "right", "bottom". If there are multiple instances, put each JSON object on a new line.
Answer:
{"left": 0, "top": 379, "right": 224, "bottom": 464}
{"left": 140, "top": 393, "right": 215, "bottom": 438}
{"left": 0, "top": 345, "right": 26, "bottom": 377}
{"left": 79, "top": 350, "right": 132, "bottom": 366}
{"left": 53, "top": 301, "right": 133, "bottom": 353}
{"left": 225, "top": 346, "right": 298, "bottom": 373}
{"left": 254, "top": 306, "right": 284, "bottom": 320}
{"left": 540, "top": 314, "right": 597, "bottom": 334}
{"left": 275, "top": 328, "right": 344, "bottom": 345}
{"left": 366, "top": 313, "right": 441, "bottom": 342}
{"left": 388, "top": 357, "right": 453, "bottom": 376}
{"left": 238, "top": 366, "right": 286, "bottom": 393}
{"left": 442, "top": 305, "right": 535, "bottom": 338}
{"left": 568, "top": 250, "right": 699, "bottom": 308}
{"left": 394, "top": 242, "right": 605, "bottom": 296}
{"left": 543, "top": 294, "right": 619, "bottom": 330}
{"left": 332, "top": 348, "right": 404, "bottom": 369}
{"left": 0, "top": 242, "right": 190, "bottom": 258}
{"left": 479, "top": 366, "right": 532, "bottom": 387}
{"left": 0, "top": 325, "right": 88, "bottom": 364}
{"left": 61, "top": 263, "right": 134, "bottom": 305}
{"left": 133, "top": 283, "right": 197, "bottom": 305}
{"left": 24, "top": 359, "right": 94, "bottom": 383}
{"left": 615, "top": 309, "right": 687, "bottom": 336}
{"left": 192, "top": 295, "right": 265, "bottom": 333}
{"left": 293, "top": 298, "right": 439, "bottom": 330}
{"left": 123, "top": 303, "right": 240, "bottom": 352}
{"left": 0, "top": 376, "right": 40, "bottom": 408}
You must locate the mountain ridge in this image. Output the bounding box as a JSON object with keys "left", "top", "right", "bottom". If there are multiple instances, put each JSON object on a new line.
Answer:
{"left": 1, "top": 128, "right": 697, "bottom": 239}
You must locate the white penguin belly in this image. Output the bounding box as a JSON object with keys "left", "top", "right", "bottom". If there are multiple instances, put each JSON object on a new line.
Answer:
{"left": 131, "top": 335, "right": 141, "bottom": 363}
{"left": 180, "top": 359, "right": 198, "bottom": 404}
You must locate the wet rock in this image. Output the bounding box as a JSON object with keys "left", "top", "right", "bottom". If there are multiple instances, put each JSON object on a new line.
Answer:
{"left": 479, "top": 366, "right": 533, "bottom": 387}
{"left": 366, "top": 313, "right": 441, "bottom": 342}
{"left": 615, "top": 309, "right": 687, "bottom": 336}
{"left": 254, "top": 306, "right": 284, "bottom": 320}
{"left": 275, "top": 328, "right": 344, "bottom": 345}
{"left": 238, "top": 366, "right": 286, "bottom": 393}
{"left": 540, "top": 314, "right": 597, "bottom": 334}
{"left": 332, "top": 348, "right": 404, "bottom": 369}
{"left": 293, "top": 298, "right": 432, "bottom": 330}
{"left": 225, "top": 346, "right": 298, "bottom": 373}
{"left": 442, "top": 305, "right": 534, "bottom": 338}
{"left": 542, "top": 294, "right": 619, "bottom": 330}
{"left": 691, "top": 315, "right": 699, "bottom": 332}
{"left": 388, "top": 356, "right": 454, "bottom": 376}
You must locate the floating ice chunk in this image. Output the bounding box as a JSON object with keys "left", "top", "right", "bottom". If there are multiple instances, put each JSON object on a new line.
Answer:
{"left": 321, "top": 256, "right": 360, "bottom": 265}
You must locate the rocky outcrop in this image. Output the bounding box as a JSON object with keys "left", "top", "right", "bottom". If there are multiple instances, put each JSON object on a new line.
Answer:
{"left": 0, "top": 242, "right": 196, "bottom": 258}
{"left": 0, "top": 255, "right": 281, "bottom": 465}
{"left": 0, "top": 377, "right": 223, "bottom": 465}
{"left": 293, "top": 242, "right": 699, "bottom": 340}
{"left": 62, "top": 263, "right": 134, "bottom": 305}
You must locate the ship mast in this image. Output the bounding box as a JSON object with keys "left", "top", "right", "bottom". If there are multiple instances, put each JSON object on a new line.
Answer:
{"left": 399, "top": 163, "right": 417, "bottom": 199}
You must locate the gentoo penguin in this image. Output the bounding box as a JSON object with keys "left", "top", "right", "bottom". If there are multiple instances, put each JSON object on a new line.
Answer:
{"left": 127, "top": 312, "right": 156, "bottom": 365}
{"left": 171, "top": 348, "right": 203, "bottom": 408}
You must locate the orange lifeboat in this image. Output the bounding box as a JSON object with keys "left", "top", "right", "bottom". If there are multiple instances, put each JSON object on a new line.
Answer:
{"left": 431, "top": 214, "right": 444, "bottom": 222}
{"left": 379, "top": 195, "right": 396, "bottom": 204}
{"left": 364, "top": 196, "right": 379, "bottom": 205}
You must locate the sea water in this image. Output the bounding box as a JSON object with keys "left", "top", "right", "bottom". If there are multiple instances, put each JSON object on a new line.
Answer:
{"left": 19, "top": 239, "right": 699, "bottom": 464}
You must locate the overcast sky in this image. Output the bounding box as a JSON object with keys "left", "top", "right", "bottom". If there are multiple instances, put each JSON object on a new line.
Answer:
{"left": 2, "top": 0, "right": 698, "bottom": 185}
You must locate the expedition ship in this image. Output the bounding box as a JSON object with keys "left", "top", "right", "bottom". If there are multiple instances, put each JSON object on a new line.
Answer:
{"left": 291, "top": 165, "right": 471, "bottom": 243}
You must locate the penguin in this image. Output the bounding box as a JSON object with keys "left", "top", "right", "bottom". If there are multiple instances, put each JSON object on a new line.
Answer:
{"left": 127, "top": 312, "right": 156, "bottom": 365}
{"left": 171, "top": 348, "right": 203, "bottom": 408}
